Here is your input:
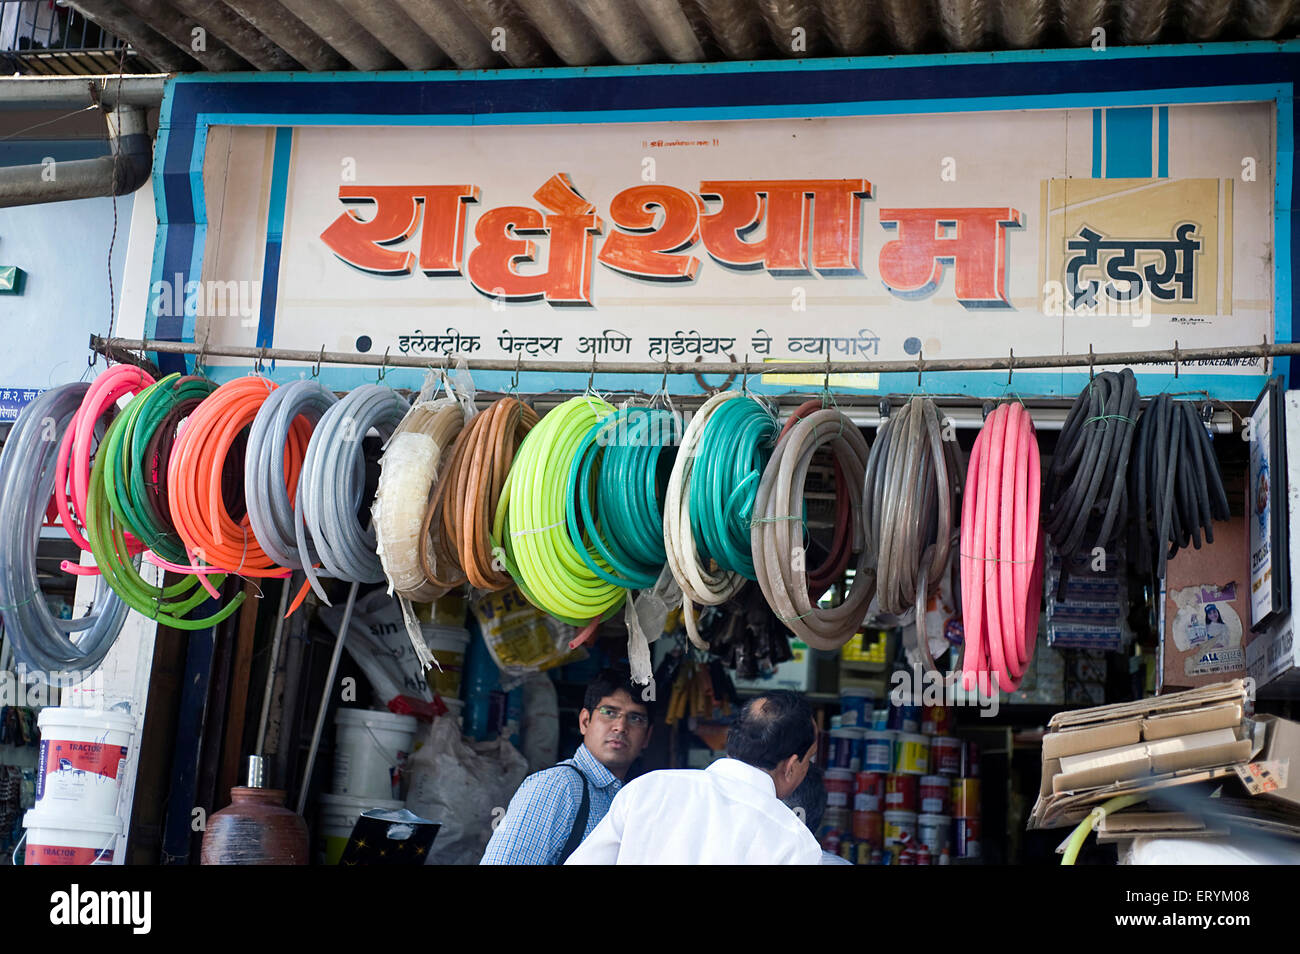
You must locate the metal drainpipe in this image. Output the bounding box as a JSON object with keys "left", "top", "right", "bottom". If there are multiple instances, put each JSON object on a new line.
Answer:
{"left": 0, "top": 105, "right": 153, "bottom": 209}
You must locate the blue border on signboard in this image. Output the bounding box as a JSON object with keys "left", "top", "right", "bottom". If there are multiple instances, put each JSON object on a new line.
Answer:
{"left": 146, "top": 40, "right": 1300, "bottom": 397}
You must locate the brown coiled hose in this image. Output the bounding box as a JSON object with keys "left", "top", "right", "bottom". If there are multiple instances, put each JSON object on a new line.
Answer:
{"left": 751, "top": 407, "right": 875, "bottom": 650}
{"left": 420, "top": 397, "right": 539, "bottom": 590}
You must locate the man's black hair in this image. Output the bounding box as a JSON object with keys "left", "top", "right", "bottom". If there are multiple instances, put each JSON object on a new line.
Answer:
{"left": 783, "top": 761, "right": 827, "bottom": 833}
{"left": 725, "top": 690, "right": 816, "bottom": 770}
{"left": 583, "top": 669, "right": 653, "bottom": 721}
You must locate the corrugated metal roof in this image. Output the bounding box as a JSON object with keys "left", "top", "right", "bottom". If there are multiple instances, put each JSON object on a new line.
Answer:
{"left": 58, "top": 0, "right": 1300, "bottom": 73}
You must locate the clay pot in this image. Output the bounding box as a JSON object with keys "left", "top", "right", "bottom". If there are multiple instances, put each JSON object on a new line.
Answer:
{"left": 200, "top": 788, "right": 309, "bottom": 865}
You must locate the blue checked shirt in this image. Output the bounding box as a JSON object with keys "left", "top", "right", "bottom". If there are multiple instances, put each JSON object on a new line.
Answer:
{"left": 479, "top": 744, "right": 622, "bottom": 865}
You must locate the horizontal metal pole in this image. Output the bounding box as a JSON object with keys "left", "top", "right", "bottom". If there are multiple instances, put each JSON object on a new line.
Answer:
{"left": 92, "top": 335, "right": 1293, "bottom": 377}
{"left": 0, "top": 75, "right": 167, "bottom": 111}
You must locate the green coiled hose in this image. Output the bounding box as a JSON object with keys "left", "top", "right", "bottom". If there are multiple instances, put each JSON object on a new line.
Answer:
{"left": 89, "top": 383, "right": 245, "bottom": 629}
{"left": 493, "top": 395, "right": 627, "bottom": 625}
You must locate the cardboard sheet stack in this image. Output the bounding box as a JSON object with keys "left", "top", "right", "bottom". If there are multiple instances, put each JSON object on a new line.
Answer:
{"left": 1028, "top": 680, "right": 1300, "bottom": 841}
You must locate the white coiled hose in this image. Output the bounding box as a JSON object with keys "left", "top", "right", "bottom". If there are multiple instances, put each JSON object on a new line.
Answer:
{"left": 372, "top": 397, "right": 464, "bottom": 603}
{"left": 294, "top": 384, "right": 409, "bottom": 603}
{"left": 244, "top": 379, "right": 339, "bottom": 569}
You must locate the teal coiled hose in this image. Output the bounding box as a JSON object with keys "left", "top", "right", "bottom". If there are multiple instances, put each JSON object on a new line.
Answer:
{"left": 688, "top": 395, "right": 777, "bottom": 580}
{"left": 567, "top": 406, "right": 679, "bottom": 590}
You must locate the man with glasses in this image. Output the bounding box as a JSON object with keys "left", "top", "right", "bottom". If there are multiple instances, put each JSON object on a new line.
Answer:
{"left": 565, "top": 690, "right": 822, "bottom": 865}
{"left": 481, "top": 669, "right": 653, "bottom": 865}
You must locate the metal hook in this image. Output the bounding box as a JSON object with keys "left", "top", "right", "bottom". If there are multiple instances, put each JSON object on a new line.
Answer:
{"left": 195, "top": 339, "right": 208, "bottom": 376}
{"left": 660, "top": 358, "right": 670, "bottom": 397}
{"left": 742, "top": 353, "right": 750, "bottom": 395}
{"left": 588, "top": 354, "right": 597, "bottom": 393}
{"left": 312, "top": 345, "right": 324, "bottom": 379}
{"left": 916, "top": 347, "right": 924, "bottom": 389}
{"left": 255, "top": 347, "right": 266, "bottom": 375}
{"left": 1173, "top": 340, "right": 1180, "bottom": 379}
{"left": 510, "top": 352, "right": 522, "bottom": 394}
{"left": 1088, "top": 344, "right": 1095, "bottom": 382}
{"left": 378, "top": 346, "right": 390, "bottom": 382}
{"left": 1006, "top": 348, "right": 1014, "bottom": 388}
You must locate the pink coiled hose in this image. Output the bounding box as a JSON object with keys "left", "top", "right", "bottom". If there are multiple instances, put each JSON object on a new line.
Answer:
{"left": 960, "top": 403, "right": 1044, "bottom": 694}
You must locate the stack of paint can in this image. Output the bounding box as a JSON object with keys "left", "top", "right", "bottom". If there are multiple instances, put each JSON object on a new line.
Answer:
{"left": 951, "top": 741, "right": 981, "bottom": 859}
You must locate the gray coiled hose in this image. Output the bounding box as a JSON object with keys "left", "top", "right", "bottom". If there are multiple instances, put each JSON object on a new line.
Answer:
{"left": 294, "top": 384, "right": 409, "bottom": 602}
{"left": 862, "top": 396, "right": 963, "bottom": 615}
{"left": 0, "top": 383, "right": 129, "bottom": 678}
{"left": 245, "top": 379, "right": 340, "bottom": 568}
{"left": 751, "top": 407, "right": 875, "bottom": 650}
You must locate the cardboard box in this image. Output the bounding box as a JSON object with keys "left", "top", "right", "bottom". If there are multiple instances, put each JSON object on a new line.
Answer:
{"left": 1161, "top": 517, "right": 1250, "bottom": 692}
{"left": 1029, "top": 680, "right": 1257, "bottom": 829}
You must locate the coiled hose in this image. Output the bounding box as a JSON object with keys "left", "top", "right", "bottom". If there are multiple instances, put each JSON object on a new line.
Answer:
{"left": 1128, "top": 392, "right": 1230, "bottom": 578}
{"left": 493, "top": 395, "right": 627, "bottom": 626}
{"left": 663, "top": 392, "right": 761, "bottom": 648}
{"left": 752, "top": 407, "right": 874, "bottom": 650}
{"left": 295, "top": 383, "right": 410, "bottom": 601}
{"left": 960, "top": 402, "right": 1044, "bottom": 694}
{"left": 0, "top": 384, "right": 129, "bottom": 677}
{"left": 422, "top": 397, "right": 538, "bottom": 591}
{"left": 372, "top": 397, "right": 464, "bottom": 602}
{"left": 778, "top": 401, "right": 853, "bottom": 601}
{"left": 54, "top": 364, "right": 155, "bottom": 569}
{"left": 119, "top": 374, "right": 217, "bottom": 566}
{"left": 244, "top": 379, "right": 339, "bottom": 569}
{"left": 88, "top": 379, "right": 245, "bottom": 628}
{"left": 862, "top": 396, "right": 961, "bottom": 616}
{"left": 1045, "top": 369, "right": 1139, "bottom": 563}
{"left": 567, "top": 405, "right": 680, "bottom": 591}
{"left": 168, "top": 377, "right": 302, "bottom": 578}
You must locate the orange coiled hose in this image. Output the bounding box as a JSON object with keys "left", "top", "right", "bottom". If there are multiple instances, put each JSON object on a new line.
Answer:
{"left": 421, "top": 397, "right": 538, "bottom": 591}
{"left": 167, "top": 377, "right": 308, "bottom": 576}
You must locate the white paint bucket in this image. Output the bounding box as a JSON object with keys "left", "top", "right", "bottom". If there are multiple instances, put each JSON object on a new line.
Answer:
{"left": 317, "top": 792, "right": 404, "bottom": 865}
{"left": 22, "top": 808, "right": 121, "bottom": 865}
{"left": 332, "top": 708, "right": 419, "bottom": 800}
{"left": 36, "top": 707, "right": 136, "bottom": 819}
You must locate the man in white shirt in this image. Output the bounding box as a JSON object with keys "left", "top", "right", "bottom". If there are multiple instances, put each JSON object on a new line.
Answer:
{"left": 565, "top": 690, "right": 823, "bottom": 865}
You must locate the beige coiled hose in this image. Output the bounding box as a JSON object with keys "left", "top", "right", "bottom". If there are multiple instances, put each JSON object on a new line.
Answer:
{"left": 751, "top": 407, "right": 875, "bottom": 650}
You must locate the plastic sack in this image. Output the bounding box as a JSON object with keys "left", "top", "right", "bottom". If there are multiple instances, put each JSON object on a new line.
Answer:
{"left": 319, "top": 588, "right": 437, "bottom": 718}
{"left": 519, "top": 673, "right": 559, "bottom": 775}
{"left": 470, "top": 586, "right": 584, "bottom": 681}
{"left": 405, "top": 715, "right": 528, "bottom": 865}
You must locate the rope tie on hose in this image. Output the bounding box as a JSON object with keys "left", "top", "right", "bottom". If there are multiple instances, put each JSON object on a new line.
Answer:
{"left": 421, "top": 397, "right": 539, "bottom": 592}
{"left": 752, "top": 407, "right": 874, "bottom": 651}
{"left": 959, "top": 402, "right": 1044, "bottom": 695}
{"left": 662, "top": 392, "right": 761, "bottom": 650}
{"left": 0, "top": 383, "right": 129, "bottom": 679}
{"left": 510, "top": 520, "right": 566, "bottom": 537}
{"left": 491, "top": 395, "right": 627, "bottom": 628}
{"left": 295, "top": 384, "right": 411, "bottom": 604}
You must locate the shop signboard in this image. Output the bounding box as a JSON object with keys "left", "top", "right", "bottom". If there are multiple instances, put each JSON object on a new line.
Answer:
{"left": 144, "top": 46, "right": 1294, "bottom": 397}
